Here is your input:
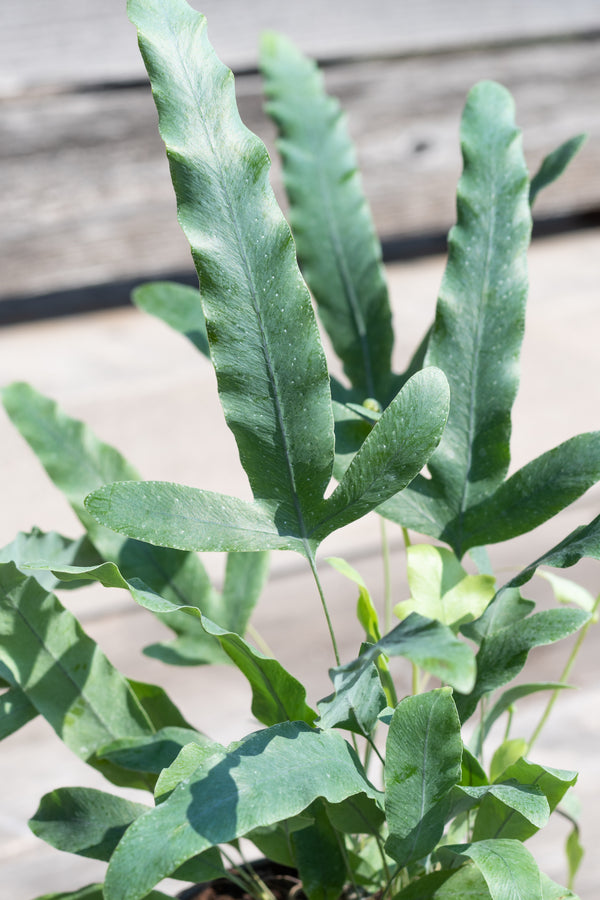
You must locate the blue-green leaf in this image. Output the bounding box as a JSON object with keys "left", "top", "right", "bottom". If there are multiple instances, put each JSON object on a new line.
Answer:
{"left": 508, "top": 512, "right": 600, "bottom": 588}
{"left": 104, "top": 722, "right": 381, "bottom": 900}
{"left": 325, "top": 793, "right": 385, "bottom": 836}
{"left": 473, "top": 759, "right": 576, "bottom": 844}
{"left": 0, "top": 528, "right": 102, "bottom": 592}
{"left": 220, "top": 551, "right": 270, "bottom": 634}
{"left": 132, "top": 281, "right": 209, "bottom": 356}
{"left": 385, "top": 688, "right": 462, "bottom": 866}
{"left": 87, "top": 369, "right": 449, "bottom": 553}
{"left": 529, "top": 135, "right": 587, "bottom": 207}
{"left": 472, "top": 782, "right": 549, "bottom": 842}
{"left": 317, "top": 653, "right": 386, "bottom": 736}
{"left": 97, "top": 727, "right": 212, "bottom": 776}
{"left": 425, "top": 81, "right": 530, "bottom": 507}
{"left": 2, "top": 382, "right": 138, "bottom": 558}
{"left": 442, "top": 840, "right": 543, "bottom": 899}
{"left": 44, "top": 562, "right": 292, "bottom": 725}
{"left": 461, "top": 588, "right": 534, "bottom": 647}
{"left": 312, "top": 368, "right": 449, "bottom": 539}
{"left": 476, "top": 682, "right": 571, "bottom": 746}
{"left": 86, "top": 482, "right": 305, "bottom": 553}
{"left": 153, "top": 741, "right": 226, "bottom": 805}
{"left": 495, "top": 759, "right": 577, "bottom": 812}
{"left": 331, "top": 400, "right": 375, "bottom": 479}
{"left": 0, "top": 665, "right": 191, "bottom": 746}
{"left": 0, "top": 682, "right": 38, "bottom": 739}
{"left": 393, "top": 865, "right": 490, "bottom": 898}
{"left": 291, "top": 802, "right": 347, "bottom": 900}
{"left": 144, "top": 550, "right": 270, "bottom": 667}
{"left": 455, "top": 433, "right": 600, "bottom": 551}
{"left": 377, "top": 475, "right": 451, "bottom": 542}
{"left": 448, "top": 782, "right": 549, "bottom": 833}
{"left": 461, "top": 747, "right": 488, "bottom": 788}
{"left": 380, "top": 81, "right": 532, "bottom": 556}
{"left": 41, "top": 552, "right": 269, "bottom": 669}
{"left": 331, "top": 613, "right": 475, "bottom": 696}
{"left": 29, "top": 788, "right": 150, "bottom": 861}
{"left": 129, "top": 0, "right": 334, "bottom": 535}
{"left": 0, "top": 563, "right": 157, "bottom": 787}
{"left": 200, "top": 617, "right": 317, "bottom": 727}
{"left": 260, "top": 31, "right": 393, "bottom": 402}
{"left": 26, "top": 559, "right": 191, "bottom": 611}
{"left": 454, "top": 606, "right": 589, "bottom": 722}
{"left": 34, "top": 888, "right": 172, "bottom": 900}
{"left": 34, "top": 889, "right": 109, "bottom": 900}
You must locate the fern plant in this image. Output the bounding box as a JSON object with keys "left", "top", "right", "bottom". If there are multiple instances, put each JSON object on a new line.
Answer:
{"left": 1, "top": 1, "right": 599, "bottom": 898}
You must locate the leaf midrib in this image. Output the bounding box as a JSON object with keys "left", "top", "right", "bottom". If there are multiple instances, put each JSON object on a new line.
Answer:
{"left": 315, "top": 155, "right": 375, "bottom": 397}
{"left": 411, "top": 698, "right": 435, "bottom": 856}
{"left": 456, "top": 159, "right": 498, "bottom": 551}
{"left": 283, "top": 88, "right": 376, "bottom": 398}
{"left": 162, "top": 14, "right": 310, "bottom": 545}
{"left": 309, "top": 451, "right": 402, "bottom": 538}
{"left": 109, "top": 494, "right": 286, "bottom": 540}
{"left": 310, "top": 407, "right": 436, "bottom": 538}
{"left": 491, "top": 773, "right": 545, "bottom": 839}
{"left": 475, "top": 842, "right": 532, "bottom": 897}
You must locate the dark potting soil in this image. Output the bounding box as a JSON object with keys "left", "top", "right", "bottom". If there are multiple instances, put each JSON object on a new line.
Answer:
{"left": 178, "top": 861, "right": 307, "bottom": 900}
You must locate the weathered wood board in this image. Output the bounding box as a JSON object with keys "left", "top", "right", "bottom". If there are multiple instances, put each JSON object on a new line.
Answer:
{"left": 1, "top": 1, "right": 599, "bottom": 316}
{"left": 3, "top": 36, "right": 600, "bottom": 310}
{"left": 3, "top": 0, "right": 600, "bottom": 93}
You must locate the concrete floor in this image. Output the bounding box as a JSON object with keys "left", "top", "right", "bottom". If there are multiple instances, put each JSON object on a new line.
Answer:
{"left": 1, "top": 231, "right": 600, "bottom": 898}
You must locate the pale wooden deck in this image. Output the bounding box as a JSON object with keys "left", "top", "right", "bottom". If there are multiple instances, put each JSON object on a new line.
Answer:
{"left": 1, "top": 1, "right": 599, "bottom": 314}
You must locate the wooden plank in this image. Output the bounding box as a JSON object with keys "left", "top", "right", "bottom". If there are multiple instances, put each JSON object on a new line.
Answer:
{"left": 3, "top": 36, "right": 599, "bottom": 307}
{"left": 2, "top": 0, "right": 600, "bottom": 95}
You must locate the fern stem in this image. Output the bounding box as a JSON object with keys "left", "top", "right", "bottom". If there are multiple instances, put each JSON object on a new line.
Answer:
{"left": 380, "top": 517, "right": 392, "bottom": 633}
{"left": 411, "top": 663, "right": 419, "bottom": 696}
{"left": 246, "top": 623, "right": 275, "bottom": 658}
{"left": 527, "top": 594, "right": 599, "bottom": 753}
{"left": 220, "top": 850, "right": 277, "bottom": 900}
{"left": 307, "top": 549, "right": 341, "bottom": 666}
{"left": 366, "top": 734, "right": 385, "bottom": 768}
{"left": 476, "top": 696, "right": 487, "bottom": 762}
{"left": 334, "top": 824, "right": 360, "bottom": 897}
{"left": 373, "top": 834, "right": 393, "bottom": 896}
